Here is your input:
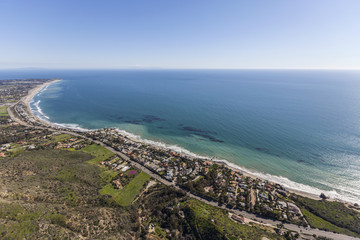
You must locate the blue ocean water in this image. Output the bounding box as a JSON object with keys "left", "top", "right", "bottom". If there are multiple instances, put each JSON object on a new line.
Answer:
{"left": 1, "top": 69, "right": 360, "bottom": 203}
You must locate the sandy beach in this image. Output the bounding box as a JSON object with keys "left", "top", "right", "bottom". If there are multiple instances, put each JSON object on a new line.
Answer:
{"left": 22, "top": 79, "right": 61, "bottom": 112}
{"left": 21, "top": 79, "right": 61, "bottom": 128}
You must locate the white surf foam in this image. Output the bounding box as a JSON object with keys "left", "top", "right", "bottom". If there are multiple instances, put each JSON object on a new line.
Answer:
{"left": 32, "top": 100, "right": 50, "bottom": 120}
{"left": 114, "top": 128, "right": 209, "bottom": 159}
{"left": 51, "top": 122, "right": 90, "bottom": 132}
{"left": 37, "top": 84, "right": 49, "bottom": 95}
{"left": 30, "top": 103, "right": 89, "bottom": 133}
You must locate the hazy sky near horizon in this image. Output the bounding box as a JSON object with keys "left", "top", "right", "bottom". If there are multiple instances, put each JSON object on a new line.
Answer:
{"left": 1, "top": 0, "right": 360, "bottom": 69}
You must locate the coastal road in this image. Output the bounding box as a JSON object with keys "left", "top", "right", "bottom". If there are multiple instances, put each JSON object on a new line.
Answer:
{"left": 6, "top": 102, "right": 360, "bottom": 240}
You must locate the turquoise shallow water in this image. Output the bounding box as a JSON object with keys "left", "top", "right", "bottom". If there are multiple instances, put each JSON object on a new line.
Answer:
{"left": 1, "top": 69, "right": 360, "bottom": 203}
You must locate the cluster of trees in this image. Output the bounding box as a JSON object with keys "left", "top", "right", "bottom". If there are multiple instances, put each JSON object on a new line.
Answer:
{"left": 141, "top": 186, "right": 194, "bottom": 239}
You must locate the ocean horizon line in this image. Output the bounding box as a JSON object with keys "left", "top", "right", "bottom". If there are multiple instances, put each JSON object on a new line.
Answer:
{"left": 2, "top": 67, "right": 360, "bottom": 71}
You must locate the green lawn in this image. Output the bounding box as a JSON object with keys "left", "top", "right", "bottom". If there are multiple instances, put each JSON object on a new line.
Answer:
{"left": 100, "top": 171, "right": 151, "bottom": 206}
{"left": 0, "top": 106, "right": 9, "bottom": 116}
{"left": 301, "top": 208, "right": 359, "bottom": 238}
{"left": 79, "top": 143, "right": 114, "bottom": 164}
{"left": 99, "top": 169, "right": 119, "bottom": 185}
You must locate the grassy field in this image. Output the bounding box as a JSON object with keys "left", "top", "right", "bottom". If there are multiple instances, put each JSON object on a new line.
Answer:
{"left": 301, "top": 208, "right": 359, "bottom": 237}
{"left": 182, "top": 199, "right": 282, "bottom": 240}
{"left": 7, "top": 145, "right": 26, "bottom": 157}
{"left": 100, "top": 171, "right": 151, "bottom": 206}
{"left": 99, "top": 169, "right": 119, "bottom": 184}
{"left": 79, "top": 143, "right": 115, "bottom": 164}
{"left": 0, "top": 106, "right": 9, "bottom": 116}
{"left": 46, "top": 133, "right": 72, "bottom": 143}
{"left": 4, "top": 149, "right": 93, "bottom": 174}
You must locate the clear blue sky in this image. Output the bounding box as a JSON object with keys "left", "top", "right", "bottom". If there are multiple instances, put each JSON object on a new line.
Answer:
{"left": 1, "top": 0, "right": 360, "bottom": 69}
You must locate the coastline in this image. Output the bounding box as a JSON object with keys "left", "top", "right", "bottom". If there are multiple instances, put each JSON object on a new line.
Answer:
{"left": 23, "top": 79, "right": 61, "bottom": 114}
{"left": 26, "top": 81, "right": 352, "bottom": 204}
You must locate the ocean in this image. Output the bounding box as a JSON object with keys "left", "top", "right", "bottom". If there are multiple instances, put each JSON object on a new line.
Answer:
{"left": 1, "top": 69, "right": 360, "bottom": 203}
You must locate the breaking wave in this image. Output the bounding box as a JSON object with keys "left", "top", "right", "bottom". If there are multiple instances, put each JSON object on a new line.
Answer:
{"left": 31, "top": 100, "right": 50, "bottom": 120}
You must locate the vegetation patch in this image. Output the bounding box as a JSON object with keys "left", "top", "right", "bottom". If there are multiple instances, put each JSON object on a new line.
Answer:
{"left": 56, "top": 168, "right": 77, "bottom": 182}
{"left": 49, "top": 213, "right": 67, "bottom": 227}
{"left": 80, "top": 143, "right": 114, "bottom": 164}
{"left": 47, "top": 133, "right": 72, "bottom": 143}
{"left": 293, "top": 195, "right": 360, "bottom": 236}
{"left": 155, "top": 226, "right": 167, "bottom": 238}
{"left": 4, "top": 149, "right": 94, "bottom": 175}
{"left": 99, "top": 169, "right": 119, "bottom": 185}
{"left": 7, "top": 146, "right": 26, "bottom": 157}
{"left": 0, "top": 203, "right": 40, "bottom": 221}
{"left": 100, "top": 171, "right": 151, "bottom": 206}
{"left": 0, "top": 202, "right": 68, "bottom": 239}
{"left": 182, "top": 199, "right": 282, "bottom": 240}
{"left": 0, "top": 106, "right": 9, "bottom": 116}
{"left": 301, "top": 208, "right": 359, "bottom": 237}
{"left": 0, "top": 220, "right": 39, "bottom": 239}
{"left": 58, "top": 187, "right": 79, "bottom": 206}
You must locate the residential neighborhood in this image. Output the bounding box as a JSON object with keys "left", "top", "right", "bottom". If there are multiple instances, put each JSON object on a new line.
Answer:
{"left": 86, "top": 128, "right": 307, "bottom": 226}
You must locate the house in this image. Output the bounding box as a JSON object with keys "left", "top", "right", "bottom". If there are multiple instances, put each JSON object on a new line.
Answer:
{"left": 277, "top": 189, "right": 289, "bottom": 197}
{"left": 287, "top": 202, "right": 301, "bottom": 214}
{"left": 239, "top": 183, "right": 248, "bottom": 189}
{"left": 278, "top": 201, "right": 287, "bottom": 209}
{"left": 166, "top": 170, "right": 173, "bottom": 180}
{"left": 263, "top": 205, "right": 273, "bottom": 212}
{"left": 1, "top": 143, "right": 10, "bottom": 150}
{"left": 228, "top": 187, "right": 236, "bottom": 193}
